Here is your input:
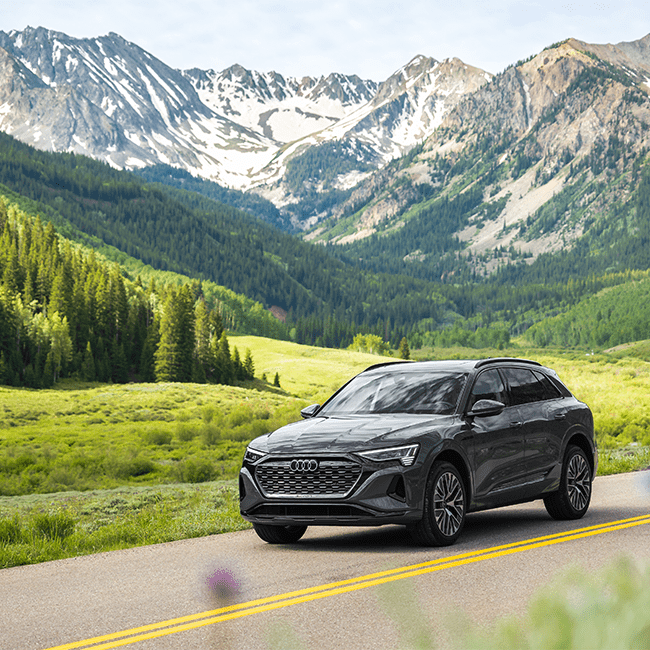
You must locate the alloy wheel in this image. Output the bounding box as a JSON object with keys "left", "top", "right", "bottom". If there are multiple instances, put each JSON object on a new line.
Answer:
{"left": 433, "top": 471, "right": 465, "bottom": 537}
{"left": 566, "top": 452, "right": 591, "bottom": 511}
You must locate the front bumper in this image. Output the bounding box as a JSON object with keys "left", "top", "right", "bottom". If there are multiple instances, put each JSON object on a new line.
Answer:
{"left": 239, "top": 457, "right": 422, "bottom": 527}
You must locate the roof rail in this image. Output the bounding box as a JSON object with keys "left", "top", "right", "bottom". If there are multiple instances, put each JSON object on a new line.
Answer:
{"left": 475, "top": 357, "right": 541, "bottom": 368}
{"left": 362, "top": 361, "right": 413, "bottom": 373}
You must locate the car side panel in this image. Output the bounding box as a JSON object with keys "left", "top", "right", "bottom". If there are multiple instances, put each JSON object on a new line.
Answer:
{"left": 469, "top": 404, "right": 528, "bottom": 507}
{"left": 517, "top": 399, "right": 565, "bottom": 480}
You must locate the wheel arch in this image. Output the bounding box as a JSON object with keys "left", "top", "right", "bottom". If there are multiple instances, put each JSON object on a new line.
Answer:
{"left": 565, "top": 433, "right": 595, "bottom": 476}
{"left": 432, "top": 449, "right": 472, "bottom": 504}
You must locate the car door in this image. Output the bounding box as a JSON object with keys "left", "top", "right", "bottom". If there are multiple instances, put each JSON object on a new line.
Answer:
{"left": 501, "top": 367, "right": 565, "bottom": 485}
{"left": 467, "top": 368, "right": 527, "bottom": 507}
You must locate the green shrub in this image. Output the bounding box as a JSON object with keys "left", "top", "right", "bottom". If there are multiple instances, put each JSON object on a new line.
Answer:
{"left": 201, "top": 422, "right": 222, "bottom": 446}
{"left": 175, "top": 457, "right": 217, "bottom": 483}
{"left": 104, "top": 451, "right": 156, "bottom": 479}
{"left": 42, "top": 467, "right": 85, "bottom": 492}
{"left": 32, "top": 512, "right": 75, "bottom": 541}
{"left": 142, "top": 429, "right": 173, "bottom": 446}
{"left": 228, "top": 403, "right": 254, "bottom": 427}
{"left": 175, "top": 422, "right": 196, "bottom": 442}
{"left": 0, "top": 515, "right": 22, "bottom": 543}
{"left": 202, "top": 405, "right": 221, "bottom": 424}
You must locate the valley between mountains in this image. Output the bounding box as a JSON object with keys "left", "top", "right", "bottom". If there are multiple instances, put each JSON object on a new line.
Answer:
{"left": 2, "top": 25, "right": 650, "bottom": 355}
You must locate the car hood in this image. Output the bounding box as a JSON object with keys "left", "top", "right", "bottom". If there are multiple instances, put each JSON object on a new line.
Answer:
{"left": 251, "top": 414, "right": 448, "bottom": 455}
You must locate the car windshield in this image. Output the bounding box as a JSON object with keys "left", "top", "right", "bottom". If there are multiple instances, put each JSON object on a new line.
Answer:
{"left": 318, "top": 370, "right": 467, "bottom": 416}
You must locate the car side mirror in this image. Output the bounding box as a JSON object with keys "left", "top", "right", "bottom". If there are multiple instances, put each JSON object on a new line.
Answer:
{"left": 467, "top": 399, "right": 505, "bottom": 418}
{"left": 300, "top": 404, "right": 321, "bottom": 419}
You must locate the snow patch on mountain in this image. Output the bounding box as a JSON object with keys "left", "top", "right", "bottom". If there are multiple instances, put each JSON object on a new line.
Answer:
{"left": 0, "top": 27, "right": 491, "bottom": 205}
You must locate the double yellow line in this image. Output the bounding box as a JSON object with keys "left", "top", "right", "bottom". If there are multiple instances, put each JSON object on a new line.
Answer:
{"left": 46, "top": 513, "right": 650, "bottom": 650}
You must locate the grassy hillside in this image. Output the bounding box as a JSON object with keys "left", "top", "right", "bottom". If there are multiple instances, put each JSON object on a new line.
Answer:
{"left": 228, "top": 334, "right": 383, "bottom": 402}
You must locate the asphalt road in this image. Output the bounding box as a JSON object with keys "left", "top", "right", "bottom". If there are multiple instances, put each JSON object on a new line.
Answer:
{"left": 2, "top": 471, "right": 650, "bottom": 650}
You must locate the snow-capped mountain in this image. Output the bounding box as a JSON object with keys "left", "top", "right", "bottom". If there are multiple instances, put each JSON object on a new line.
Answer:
{"left": 0, "top": 27, "right": 279, "bottom": 188}
{"left": 305, "top": 34, "right": 650, "bottom": 276}
{"left": 0, "top": 26, "right": 489, "bottom": 207}
{"left": 252, "top": 55, "right": 492, "bottom": 190}
{"left": 184, "top": 65, "right": 378, "bottom": 143}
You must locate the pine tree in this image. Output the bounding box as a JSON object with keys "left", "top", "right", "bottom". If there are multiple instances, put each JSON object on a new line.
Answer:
{"left": 243, "top": 348, "right": 254, "bottom": 380}
{"left": 155, "top": 289, "right": 181, "bottom": 382}
{"left": 193, "top": 298, "right": 212, "bottom": 383}
{"left": 111, "top": 340, "right": 128, "bottom": 383}
{"left": 154, "top": 286, "right": 195, "bottom": 382}
{"left": 176, "top": 285, "right": 195, "bottom": 382}
{"left": 232, "top": 346, "right": 243, "bottom": 380}
{"left": 212, "top": 331, "right": 232, "bottom": 384}
{"left": 81, "top": 341, "right": 96, "bottom": 381}
{"left": 398, "top": 337, "right": 411, "bottom": 360}
{"left": 140, "top": 318, "right": 159, "bottom": 382}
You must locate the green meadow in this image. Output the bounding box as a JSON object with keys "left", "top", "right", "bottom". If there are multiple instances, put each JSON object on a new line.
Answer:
{"left": 1, "top": 338, "right": 649, "bottom": 567}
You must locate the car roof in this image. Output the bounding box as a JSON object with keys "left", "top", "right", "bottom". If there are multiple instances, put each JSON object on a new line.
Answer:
{"left": 362, "top": 358, "right": 542, "bottom": 375}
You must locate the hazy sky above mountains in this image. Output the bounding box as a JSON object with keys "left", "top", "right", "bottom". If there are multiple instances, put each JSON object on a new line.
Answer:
{"left": 3, "top": 0, "right": 649, "bottom": 80}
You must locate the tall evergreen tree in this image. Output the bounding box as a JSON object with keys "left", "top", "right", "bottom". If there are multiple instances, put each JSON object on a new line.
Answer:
{"left": 81, "top": 341, "right": 96, "bottom": 381}
{"left": 398, "top": 337, "right": 411, "bottom": 360}
{"left": 154, "top": 286, "right": 195, "bottom": 382}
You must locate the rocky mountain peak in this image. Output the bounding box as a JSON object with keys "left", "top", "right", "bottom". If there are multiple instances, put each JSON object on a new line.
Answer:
{"left": 306, "top": 32, "right": 650, "bottom": 278}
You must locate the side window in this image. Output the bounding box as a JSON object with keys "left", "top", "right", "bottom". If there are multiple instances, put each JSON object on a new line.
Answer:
{"left": 533, "top": 370, "right": 562, "bottom": 400}
{"left": 502, "top": 368, "right": 546, "bottom": 406}
{"left": 468, "top": 369, "right": 506, "bottom": 410}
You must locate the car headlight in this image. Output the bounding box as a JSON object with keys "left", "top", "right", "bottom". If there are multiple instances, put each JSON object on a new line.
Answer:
{"left": 358, "top": 444, "right": 419, "bottom": 467}
{"left": 244, "top": 447, "right": 267, "bottom": 463}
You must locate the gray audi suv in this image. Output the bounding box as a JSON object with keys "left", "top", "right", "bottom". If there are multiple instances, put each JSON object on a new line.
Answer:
{"left": 239, "top": 358, "right": 597, "bottom": 546}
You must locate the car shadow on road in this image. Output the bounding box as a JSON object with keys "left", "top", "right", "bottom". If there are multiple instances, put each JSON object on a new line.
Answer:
{"left": 278, "top": 500, "right": 643, "bottom": 553}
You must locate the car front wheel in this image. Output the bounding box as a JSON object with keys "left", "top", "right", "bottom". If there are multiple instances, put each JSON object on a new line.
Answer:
{"left": 410, "top": 461, "right": 466, "bottom": 546}
{"left": 252, "top": 523, "right": 308, "bottom": 544}
{"left": 544, "top": 444, "right": 592, "bottom": 520}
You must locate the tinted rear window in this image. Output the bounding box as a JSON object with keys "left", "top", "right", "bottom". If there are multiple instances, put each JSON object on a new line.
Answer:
{"left": 503, "top": 367, "right": 561, "bottom": 405}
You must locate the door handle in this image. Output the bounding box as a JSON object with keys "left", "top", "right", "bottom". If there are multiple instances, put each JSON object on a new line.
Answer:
{"left": 510, "top": 421, "right": 522, "bottom": 428}
{"left": 554, "top": 412, "right": 567, "bottom": 420}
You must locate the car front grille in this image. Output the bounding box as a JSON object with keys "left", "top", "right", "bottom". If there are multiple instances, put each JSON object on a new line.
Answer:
{"left": 255, "top": 458, "right": 362, "bottom": 498}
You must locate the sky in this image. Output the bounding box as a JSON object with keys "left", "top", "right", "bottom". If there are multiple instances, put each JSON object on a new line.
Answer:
{"left": 2, "top": 0, "right": 650, "bottom": 81}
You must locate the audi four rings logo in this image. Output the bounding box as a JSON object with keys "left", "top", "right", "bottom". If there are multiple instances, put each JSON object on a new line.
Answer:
{"left": 290, "top": 459, "right": 319, "bottom": 472}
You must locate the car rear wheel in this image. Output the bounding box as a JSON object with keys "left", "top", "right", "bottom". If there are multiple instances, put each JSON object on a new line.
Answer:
{"left": 544, "top": 445, "right": 592, "bottom": 520}
{"left": 410, "top": 461, "right": 466, "bottom": 546}
{"left": 252, "top": 523, "right": 308, "bottom": 544}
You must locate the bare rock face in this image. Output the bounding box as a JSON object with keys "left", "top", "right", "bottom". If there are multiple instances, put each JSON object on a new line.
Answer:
{"left": 0, "top": 46, "right": 124, "bottom": 157}
{"left": 306, "top": 34, "right": 650, "bottom": 276}
{"left": 0, "top": 26, "right": 490, "bottom": 212}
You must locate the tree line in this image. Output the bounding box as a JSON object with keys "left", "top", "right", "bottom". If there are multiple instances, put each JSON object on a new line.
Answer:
{"left": 0, "top": 131, "right": 459, "bottom": 338}
{"left": 0, "top": 200, "right": 253, "bottom": 387}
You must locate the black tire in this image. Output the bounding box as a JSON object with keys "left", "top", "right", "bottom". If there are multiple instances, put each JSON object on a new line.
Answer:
{"left": 410, "top": 461, "right": 466, "bottom": 546}
{"left": 252, "top": 523, "right": 308, "bottom": 544}
{"left": 544, "top": 445, "right": 592, "bottom": 520}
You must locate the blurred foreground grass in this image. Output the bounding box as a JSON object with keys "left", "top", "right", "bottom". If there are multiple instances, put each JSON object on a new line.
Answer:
{"left": 373, "top": 557, "right": 650, "bottom": 650}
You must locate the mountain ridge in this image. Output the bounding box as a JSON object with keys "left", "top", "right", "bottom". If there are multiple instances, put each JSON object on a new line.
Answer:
{"left": 0, "top": 26, "right": 488, "bottom": 209}
{"left": 307, "top": 34, "right": 650, "bottom": 281}
{"left": 2, "top": 25, "right": 650, "bottom": 282}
